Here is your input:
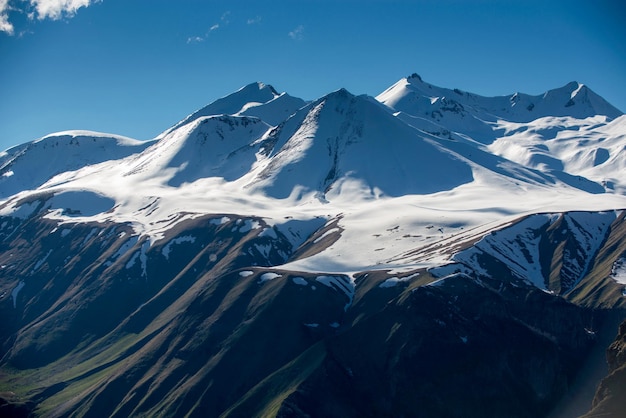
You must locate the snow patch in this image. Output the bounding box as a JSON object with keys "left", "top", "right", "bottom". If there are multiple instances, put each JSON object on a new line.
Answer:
{"left": 274, "top": 217, "right": 328, "bottom": 250}
{"left": 32, "top": 249, "right": 52, "bottom": 273}
{"left": 0, "top": 201, "right": 39, "bottom": 219}
{"left": 162, "top": 235, "right": 196, "bottom": 260}
{"left": 209, "top": 216, "right": 231, "bottom": 225}
{"left": 611, "top": 257, "right": 626, "bottom": 285}
{"left": 426, "top": 276, "right": 450, "bottom": 287}
{"left": 429, "top": 263, "right": 474, "bottom": 279}
{"left": 314, "top": 227, "right": 340, "bottom": 244}
{"left": 254, "top": 243, "right": 272, "bottom": 259}
{"left": 259, "top": 272, "right": 281, "bottom": 282}
{"left": 11, "top": 281, "right": 25, "bottom": 308}
{"left": 125, "top": 241, "right": 149, "bottom": 278}
{"left": 82, "top": 227, "right": 99, "bottom": 246}
{"left": 239, "top": 270, "right": 254, "bottom": 277}
{"left": 112, "top": 236, "right": 139, "bottom": 261}
{"left": 292, "top": 277, "right": 308, "bottom": 286}
{"left": 259, "top": 227, "right": 278, "bottom": 239}
{"left": 379, "top": 272, "right": 420, "bottom": 288}
{"left": 239, "top": 219, "right": 261, "bottom": 233}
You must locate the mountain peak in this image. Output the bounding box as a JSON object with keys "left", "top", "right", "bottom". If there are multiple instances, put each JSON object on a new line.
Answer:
{"left": 239, "top": 81, "right": 279, "bottom": 97}
{"left": 407, "top": 72, "right": 423, "bottom": 82}
{"left": 322, "top": 87, "right": 355, "bottom": 101}
{"left": 160, "top": 82, "right": 303, "bottom": 136}
{"left": 248, "top": 86, "right": 474, "bottom": 200}
{"left": 541, "top": 81, "right": 622, "bottom": 118}
{"left": 378, "top": 75, "right": 622, "bottom": 123}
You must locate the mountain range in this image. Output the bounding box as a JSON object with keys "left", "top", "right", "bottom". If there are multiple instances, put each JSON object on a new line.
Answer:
{"left": 0, "top": 74, "right": 625, "bottom": 417}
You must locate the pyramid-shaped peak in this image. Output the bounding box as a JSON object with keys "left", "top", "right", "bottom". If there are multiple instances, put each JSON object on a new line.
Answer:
{"left": 237, "top": 81, "right": 280, "bottom": 98}
{"left": 159, "top": 82, "right": 286, "bottom": 137}
{"left": 546, "top": 81, "right": 585, "bottom": 98}
{"left": 564, "top": 80, "right": 582, "bottom": 90}
{"left": 304, "top": 88, "right": 363, "bottom": 115}
{"left": 321, "top": 87, "right": 356, "bottom": 101}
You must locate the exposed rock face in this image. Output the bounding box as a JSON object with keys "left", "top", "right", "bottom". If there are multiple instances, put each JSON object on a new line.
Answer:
{"left": 271, "top": 274, "right": 595, "bottom": 418}
{"left": 583, "top": 320, "right": 626, "bottom": 417}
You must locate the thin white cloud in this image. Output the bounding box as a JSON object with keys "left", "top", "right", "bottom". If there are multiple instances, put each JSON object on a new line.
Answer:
{"left": 247, "top": 16, "right": 261, "bottom": 25}
{"left": 289, "top": 25, "right": 304, "bottom": 40}
{"left": 186, "top": 36, "right": 204, "bottom": 44}
{"left": 30, "top": 0, "right": 100, "bottom": 21}
{"left": 0, "top": 0, "right": 14, "bottom": 34}
{"left": 188, "top": 11, "right": 229, "bottom": 43}
{"left": 202, "top": 11, "right": 228, "bottom": 35}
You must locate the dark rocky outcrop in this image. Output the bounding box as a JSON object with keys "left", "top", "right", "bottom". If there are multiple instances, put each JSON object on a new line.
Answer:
{"left": 583, "top": 319, "right": 626, "bottom": 417}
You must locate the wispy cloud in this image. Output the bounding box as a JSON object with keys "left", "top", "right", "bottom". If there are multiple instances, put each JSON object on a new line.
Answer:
{"left": 0, "top": 0, "right": 101, "bottom": 35}
{"left": 288, "top": 25, "right": 304, "bottom": 40}
{"left": 186, "top": 10, "right": 230, "bottom": 44}
{"left": 247, "top": 15, "right": 261, "bottom": 25}
{"left": 220, "top": 11, "right": 230, "bottom": 24}
{"left": 186, "top": 36, "right": 204, "bottom": 44}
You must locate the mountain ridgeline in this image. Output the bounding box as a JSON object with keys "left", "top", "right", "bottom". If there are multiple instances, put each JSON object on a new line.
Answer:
{"left": 0, "top": 76, "right": 625, "bottom": 417}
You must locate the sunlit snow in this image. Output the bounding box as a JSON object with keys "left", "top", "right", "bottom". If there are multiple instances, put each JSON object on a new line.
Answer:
{"left": 259, "top": 272, "right": 281, "bottom": 282}
{"left": 0, "top": 77, "right": 625, "bottom": 279}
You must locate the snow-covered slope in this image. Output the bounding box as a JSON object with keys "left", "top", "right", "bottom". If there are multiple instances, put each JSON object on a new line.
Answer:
{"left": 126, "top": 114, "right": 271, "bottom": 186}
{"left": 429, "top": 211, "right": 619, "bottom": 293}
{"left": 0, "top": 76, "right": 623, "bottom": 277}
{"left": 246, "top": 88, "right": 474, "bottom": 200}
{"left": 378, "top": 73, "right": 622, "bottom": 126}
{"left": 0, "top": 131, "right": 153, "bottom": 199}
{"left": 490, "top": 114, "right": 626, "bottom": 193}
{"left": 161, "top": 82, "right": 307, "bottom": 135}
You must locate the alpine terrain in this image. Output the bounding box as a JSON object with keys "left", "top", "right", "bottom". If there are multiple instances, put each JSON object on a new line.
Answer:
{"left": 1, "top": 75, "right": 625, "bottom": 417}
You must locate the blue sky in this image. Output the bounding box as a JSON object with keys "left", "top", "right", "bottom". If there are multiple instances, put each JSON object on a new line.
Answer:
{"left": 1, "top": 0, "right": 624, "bottom": 150}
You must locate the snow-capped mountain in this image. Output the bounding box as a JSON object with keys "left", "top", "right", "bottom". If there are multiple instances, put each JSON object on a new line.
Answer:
{"left": 247, "top": 88, "right": 474, "bottom": 199}
{"left": 0, "top": 131, "right": 153, "bottom": 199}
{"left": 161, "top": 82, "right": 307, "bottom": 135}
{"left": 0, "top": 75, "right": 625, "bottom": 418}
{"left": 378, "top": 73, "right": 622, "bottom": 125}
